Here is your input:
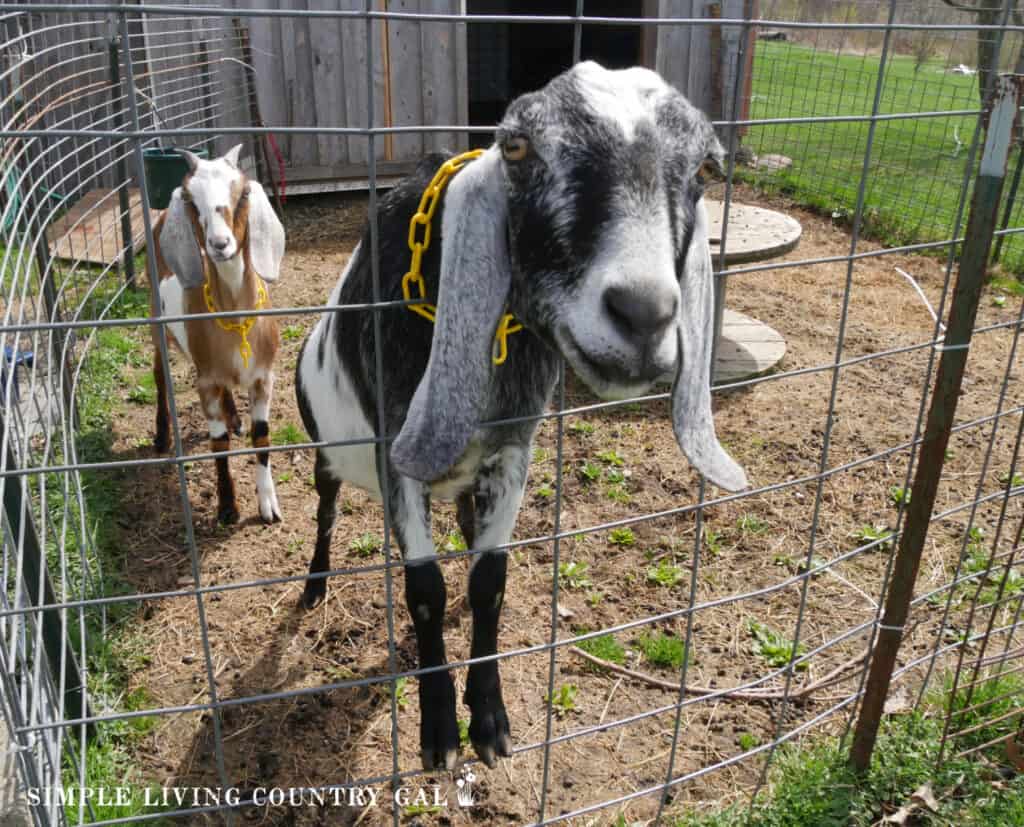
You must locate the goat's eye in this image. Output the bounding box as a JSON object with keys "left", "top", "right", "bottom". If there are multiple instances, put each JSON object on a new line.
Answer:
{"left": 502, "top": 136, "right": 529, "bottom": 162}
{"left": 180, "top": 190, "right": 192, "bottom": 203}
{"left": 240, "top": 184, "right": 251, "bottom": 200}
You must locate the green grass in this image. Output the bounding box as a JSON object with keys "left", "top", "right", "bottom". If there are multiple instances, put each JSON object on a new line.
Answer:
{"left": 126, "top": 370, "right": 157, "bottom": 404}
{"left": 46, "top": 284, "right": 169, "bottom": 823}
{"left": 748, "top": 619, "right": 807, "bottom": 670}
{"left": 737, "top": 514, "right": 768, "bottom": 535}
{"left": 281, "top": 323, "right": 304, "bottom": 341}
{"left": 851, "top": 524, "right": 894, "bottom": 551}
{"left": 558, "top": 560, "right": 592, "bottom": 590}
{"left": 608, "top": 527, "right": 636, "bottom": 547}
{"left": 271, "top": 422, "right": 306, "bottom": 446}
{"left": 349, "top": 532, "right": 382, "bottom": 557}
{"left": 647, "top": 559, "right": 686, "bottom": 588}
{"left": 674, "top": 672, "right": 1024, "bottom": 826}
{"left": 596, "top": 449, "right": 625, "bottom": 467}
{"left": 747, "top": 41, "right": 1024, "bottom": 273}
{"left": 546, "top": 683, "right": 579, "bottom": 717}
{"left": 439, "top": 531, "right": 467, "bottom": 554}
{"left": 636, "top": 631, "right": 688, "bottom": 670}
{"left": 575, "top": 631, "right": 626, "bottom": 669}
{"left": 889, "top": 486, "right": 912, "bottom": 508}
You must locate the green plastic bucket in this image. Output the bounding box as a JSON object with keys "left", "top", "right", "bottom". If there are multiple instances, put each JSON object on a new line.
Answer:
{"left": 142, "top": 147, "right": 208, "bottom": 209}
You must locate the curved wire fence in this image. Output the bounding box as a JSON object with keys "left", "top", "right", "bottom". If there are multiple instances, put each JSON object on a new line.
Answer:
{"left": 0, "top": 2, "right": 1021, "bottom": 826}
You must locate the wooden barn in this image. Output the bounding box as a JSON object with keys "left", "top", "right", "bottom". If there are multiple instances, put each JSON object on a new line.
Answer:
{"left": 241, "top": 1, "right": 756, "bottom": 193}
{"left": 2, "top": 0, "right": 755, "bottom": 269}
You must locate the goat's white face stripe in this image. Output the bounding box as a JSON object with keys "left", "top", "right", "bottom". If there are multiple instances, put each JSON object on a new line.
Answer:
{"left": 573, "top": 63, "right": 669, "bottom": 141}
{"left": 556, "top": 203, "right": 681, "bottom": 399}
{"left": 186, "top": 157, "right": 243, "bottom": 262}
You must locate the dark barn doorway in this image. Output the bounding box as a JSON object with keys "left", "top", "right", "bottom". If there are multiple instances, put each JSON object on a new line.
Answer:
{"left": 466, "top": 1, "right": 648, "bottom": 146}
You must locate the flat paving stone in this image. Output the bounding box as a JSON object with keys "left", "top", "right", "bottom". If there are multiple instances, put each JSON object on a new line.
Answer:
{"left": 714, "top": 308, "right": 786, "bottom": 384}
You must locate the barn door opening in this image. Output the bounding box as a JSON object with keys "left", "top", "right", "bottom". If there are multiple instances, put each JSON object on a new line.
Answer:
{"left": 466, "top": 0, "right": 647, "bottom": 147}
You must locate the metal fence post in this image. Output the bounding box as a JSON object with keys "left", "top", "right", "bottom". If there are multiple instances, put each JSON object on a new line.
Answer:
{"left": 107, "top": 21, "right": 137, "bottom": 288}
{"left": 849, "top": 74, "right": 1023, "bottom": 774}
{"left": 991, "top": 140, "right": 1023, "bottom": 265}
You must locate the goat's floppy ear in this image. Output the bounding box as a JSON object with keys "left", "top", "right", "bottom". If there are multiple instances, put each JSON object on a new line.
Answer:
{"left": 245, "top": 181, "right": 285, "bottom": 283}
{"left": 391, "top": 148, "right": 510, "bottom": 482}
{"left": 160, "top": 187, "right": 205, "bottom": 289}
{"left": 671, "top": 197, "right": 748, "bottom": 492}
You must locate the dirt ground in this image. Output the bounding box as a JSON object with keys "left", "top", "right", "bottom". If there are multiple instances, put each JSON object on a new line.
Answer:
{"left": 107, "top": 182, "right": 1023, "bottom": 826}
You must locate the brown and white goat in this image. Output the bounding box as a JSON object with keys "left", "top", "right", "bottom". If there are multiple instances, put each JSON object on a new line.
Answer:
{"left": 148, "top": 144, "right": 286, "bottom": 524}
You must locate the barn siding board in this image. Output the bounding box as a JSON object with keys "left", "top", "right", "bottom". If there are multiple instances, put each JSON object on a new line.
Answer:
{"left": 419, "top": 0, "right": 465, "bottom": 154}
{"left": 308, "top": 0, "right": 350, "bottom": 167}
{"left": 656, "top": 1, "right": 695, "bottom": 110}
{"left": 386, "top": 0, "right": 424, "bottom": 161}
{"left": 14, "top": 4, "right": 747, "bottom": 188}
{"left": 453, "top": 6, "right": 469, "bottom": 139}
{"left": 719, "top": 0, "right": 748, "bottom": 122}
{"left": 339, "top": 1, "right": 388, "bottom": 166}
{"left": 654, "top": 0, "right": 753, "bottom": 124}
{"left": 248, "top": 0, "right": 291, "bottom": 160}
{"left": 279, "top": 1, "right": 319, "bottom": 167}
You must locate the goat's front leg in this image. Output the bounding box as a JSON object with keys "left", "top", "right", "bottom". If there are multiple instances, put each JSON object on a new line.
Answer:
{"left": 301, "top": 450, "right": 341, "bottom": 609}
{"left": 199, "top": 383, "right": 238, "bottom": 524}
{"left": 464, "top": 445, "right": 528, "bottom": 767}
{"left": 152, "top": 349, "right": 170, "bottom": 454}
{"left": 392, "top": 474, "right": 460, "bottom": 771}
{"left": 250, "top": 374, "right": 282, "bottom": 523}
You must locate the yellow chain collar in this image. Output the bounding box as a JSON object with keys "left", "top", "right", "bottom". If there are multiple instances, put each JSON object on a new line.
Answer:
{"left": 401, "top": 149, "right": 523, "bottom": 366}
{"left": 203, "top": 273, "right": 268, "bottom": 369}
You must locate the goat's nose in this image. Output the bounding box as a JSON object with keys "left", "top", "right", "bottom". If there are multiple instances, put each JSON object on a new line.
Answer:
{"left": 603, "top": 285, "right": 677, "bottom": 341}
{"left": 210, "top": 235, "right": 231, "bottom": 252}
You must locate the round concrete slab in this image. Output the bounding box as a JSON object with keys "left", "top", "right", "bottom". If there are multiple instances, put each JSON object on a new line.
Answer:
{"left": 714, "top": 308, "right": 786, "bottom": 384}
{"left": 705, "top": 200, "right": 803, "bottom": 265}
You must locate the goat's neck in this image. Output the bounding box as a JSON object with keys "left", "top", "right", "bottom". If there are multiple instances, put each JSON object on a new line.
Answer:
{"left": 205, "top": 253, "right": 259, "bottom": 312}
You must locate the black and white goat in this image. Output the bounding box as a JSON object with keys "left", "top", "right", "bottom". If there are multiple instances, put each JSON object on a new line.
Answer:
{"left": 295, "top": 62, "right": 748, "bottom": 770}
{"left": 150, "top": 144, "right": 286, "bottom": 524}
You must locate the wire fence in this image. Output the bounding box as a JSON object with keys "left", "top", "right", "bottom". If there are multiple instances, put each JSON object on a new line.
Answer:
{"left": 748, "top": 0, "right": 1024, "bottom": 271}
{"left": 0, "top": 2, "right": 1021, "bottom": 826}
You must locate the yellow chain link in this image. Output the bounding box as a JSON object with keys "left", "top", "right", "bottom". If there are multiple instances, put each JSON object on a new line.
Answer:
{"left": 401, "top": 150, "right": 523, "bottom": 365}
{"left": 204, "top": 274, "right": 268, "bottom": 369}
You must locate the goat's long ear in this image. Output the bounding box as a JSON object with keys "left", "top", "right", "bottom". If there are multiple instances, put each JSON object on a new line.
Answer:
{"left": 391, "top": 148, "right": 510, "bottom": 482}
{"left": 672, "top": 197, "right": 748, "bottom": 492}
{"left": 246, "top": 181, "right": 285, "bottom": 282}
{"left": 160, "top": 187, "right": 205, "bottom": 289}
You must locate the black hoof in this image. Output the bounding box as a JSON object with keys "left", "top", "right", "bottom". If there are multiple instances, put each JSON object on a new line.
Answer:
{"left": 420, "top": 672, "right": 459, "bottom": 771}
{"left": 466, "top": 682, "right": 512, "bottom": 768}
{"left": 153, "top": 433, "right": 169, "bottom": 454}
{"left": 300, "top": 578, "right": 326, "bottom": 610}
{"left": 218, "top": 503, "right": 239, "bottom": 525}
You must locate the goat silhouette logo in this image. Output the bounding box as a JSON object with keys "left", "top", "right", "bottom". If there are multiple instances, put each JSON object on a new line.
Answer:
{"left": 455, "top": 770, "right": 476, "bottom": 807}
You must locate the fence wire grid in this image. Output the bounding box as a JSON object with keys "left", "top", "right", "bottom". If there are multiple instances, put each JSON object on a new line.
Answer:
{"left": 0, "top": 1, "right": 1022, "bottom": 826}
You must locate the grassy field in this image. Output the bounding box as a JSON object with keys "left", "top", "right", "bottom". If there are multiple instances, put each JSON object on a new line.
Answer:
{"left": 745, "top": 40, "right": 1024, "bottom": 273}
{"left": 37, "top": 273, "right": 165, "bottom": 824}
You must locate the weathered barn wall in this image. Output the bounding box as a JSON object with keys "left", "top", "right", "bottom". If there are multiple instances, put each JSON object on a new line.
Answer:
{"left": 5, "top": 1, "right": 751, "bottom": 193}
